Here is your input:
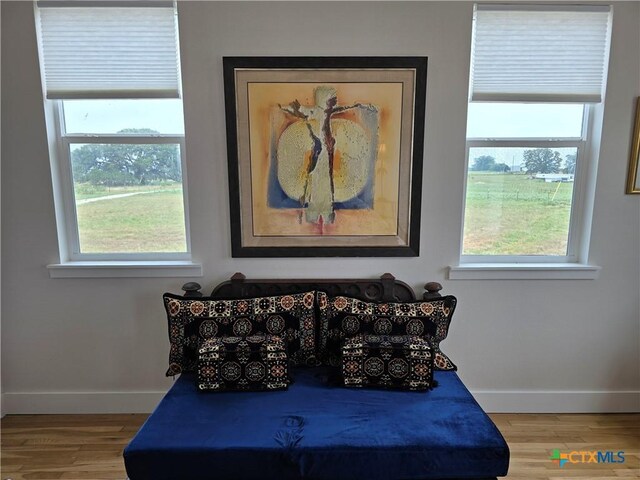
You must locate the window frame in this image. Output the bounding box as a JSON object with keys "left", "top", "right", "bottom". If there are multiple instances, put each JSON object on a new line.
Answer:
{"left": 459, "top": 104, "right": 593, "bottom": 264}
{"left": 50, "top": 99, "right": 193, "bottom": 262}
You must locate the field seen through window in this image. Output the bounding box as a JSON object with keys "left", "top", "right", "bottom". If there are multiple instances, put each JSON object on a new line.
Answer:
{"left": 70, "top": 141, "right": 188, "bottom": 254}
{"left": 74, "top": 183, "right": 187, "bottom": 253}
{"left": 463, "top": 172, "right": 573, "bottom": 256}
{"left": 69, "top": 134, "right": 575, "bottom": 256}
{"left": 72, "top": 172, "right": 574, "bottom": 256}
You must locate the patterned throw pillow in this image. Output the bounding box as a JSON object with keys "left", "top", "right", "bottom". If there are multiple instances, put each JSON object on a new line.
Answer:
{"left": 163, "top": 291, "right": 317, "bottom": 376}
{"left": 317, "top": 292, "right": 458, "bottom": 370}
{"left": 197, "top": 334, "right": 290, "bottom": 392}
{"left": 342, "top": 334, "right": 435, "bottom": 391}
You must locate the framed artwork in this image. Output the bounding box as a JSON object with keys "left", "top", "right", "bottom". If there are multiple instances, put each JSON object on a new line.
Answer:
{"left": 626, "top": 96, "right": 640, "bottom": 194}
{"left": 223, "top": 57, "right": 427, "bottom": 257}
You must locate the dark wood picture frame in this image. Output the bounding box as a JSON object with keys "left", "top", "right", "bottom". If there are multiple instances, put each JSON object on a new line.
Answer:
{"left": 223, "top": 57, "right": 427, "bottom": 257}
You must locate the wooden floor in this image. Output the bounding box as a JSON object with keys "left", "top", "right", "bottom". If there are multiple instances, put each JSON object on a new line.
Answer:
{"left": 1, "top": 414, "right": 638, "bottom": 479}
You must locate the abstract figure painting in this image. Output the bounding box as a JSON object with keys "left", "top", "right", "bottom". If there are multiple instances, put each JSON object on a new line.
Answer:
{"left": 224, "top": 57, "right": 427, "bottom": 257}
{"left": 273, "top": 85, "right": 379, "bottom": 226}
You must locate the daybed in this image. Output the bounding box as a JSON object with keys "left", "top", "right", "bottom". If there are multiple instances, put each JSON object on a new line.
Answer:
{"left": 124, "top": 274, "right": 509, "bottom": 480}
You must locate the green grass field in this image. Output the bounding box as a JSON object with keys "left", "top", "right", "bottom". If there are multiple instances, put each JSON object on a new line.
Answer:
{"left": 463, "top": 173, "right": 573, "bottom": 255}
{"left": 75, "top": 185, "right": 187, "bottom": 253}
{"left": 73, "top": 174, "right": 573, "bottom": 256}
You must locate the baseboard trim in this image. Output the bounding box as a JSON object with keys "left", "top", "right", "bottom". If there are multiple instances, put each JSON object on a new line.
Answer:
{"left": 1, "top": 390, "right": 638, "bottom": 415}
{"left": 2, "top": 391, "right": 166, "bottom": 414}
{"left": 472, "top": 390, "right": 640, "bottom": 413}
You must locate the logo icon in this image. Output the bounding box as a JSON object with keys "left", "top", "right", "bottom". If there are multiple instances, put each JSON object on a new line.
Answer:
{"left": 550, "top": 449, "right": 568, "bottom": 467}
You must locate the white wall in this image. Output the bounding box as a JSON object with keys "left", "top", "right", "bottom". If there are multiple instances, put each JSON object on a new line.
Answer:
{"left": 1, "top": 1, "right": 638, "bottom": 414}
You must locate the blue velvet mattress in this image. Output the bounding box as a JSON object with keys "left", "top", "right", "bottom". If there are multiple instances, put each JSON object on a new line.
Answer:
{"left": 124, "top": 368, "right": 509, "bottom": 480}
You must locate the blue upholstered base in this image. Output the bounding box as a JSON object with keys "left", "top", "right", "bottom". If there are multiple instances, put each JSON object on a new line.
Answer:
{"left": 124, "top": 368, "right": 509, "bottom": 480}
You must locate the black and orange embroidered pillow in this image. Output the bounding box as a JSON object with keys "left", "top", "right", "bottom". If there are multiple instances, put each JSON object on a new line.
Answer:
{"left": 342, "top": 334, "right": 435, "bottom": 391}
{"left": 163, "top": 291, "right": 317, "bottom": 376}
{"left": 197, "top": 334, "right": 290, "bottom": 392}
{"left": 317, "top": 292, "right": 457, "bottom": 371}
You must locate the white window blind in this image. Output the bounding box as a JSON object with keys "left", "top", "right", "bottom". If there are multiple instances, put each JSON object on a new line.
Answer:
{"left": 36, "top": 1, "right": 180, "bottom": 99}
{"left": 470, "top": 4, "right": 612, "bottom": 103}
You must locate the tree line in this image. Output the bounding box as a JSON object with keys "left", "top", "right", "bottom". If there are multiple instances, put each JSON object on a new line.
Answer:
{"left": 471, "top": 148, "right": 577, "bottom": 174}
{"left": 71, "top": 129, "right": 181, "bottom": 186}
{"left": 73, "top": 134, "right": 576, "bottom": 187}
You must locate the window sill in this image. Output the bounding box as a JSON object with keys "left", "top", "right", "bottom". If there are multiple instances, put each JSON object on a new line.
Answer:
{"left": 448, "top": 263, "right": 601, "bottom": 280}
{"left": 47, "top": 261, "right": 203, "bottom": 279}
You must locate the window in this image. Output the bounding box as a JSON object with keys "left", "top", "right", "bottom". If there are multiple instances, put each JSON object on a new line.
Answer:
{"left": 459, "top": 4, "right": 611, "bottom": 266}
{"left": 36, "top": 1, "right": 193, "bottom": 266}
{"left": 464, "top": 103, "right": 587, "bottom": 258}
{"left": 59, "top": 99, "right": 188, "bottom": 257}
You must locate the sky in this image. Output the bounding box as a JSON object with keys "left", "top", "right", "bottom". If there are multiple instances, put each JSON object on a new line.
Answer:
{"left": 466, "top": 102, "right": 584, "bottom": 138}
{"left": 63, "top": 99, "right": 185, "bottom": 135}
